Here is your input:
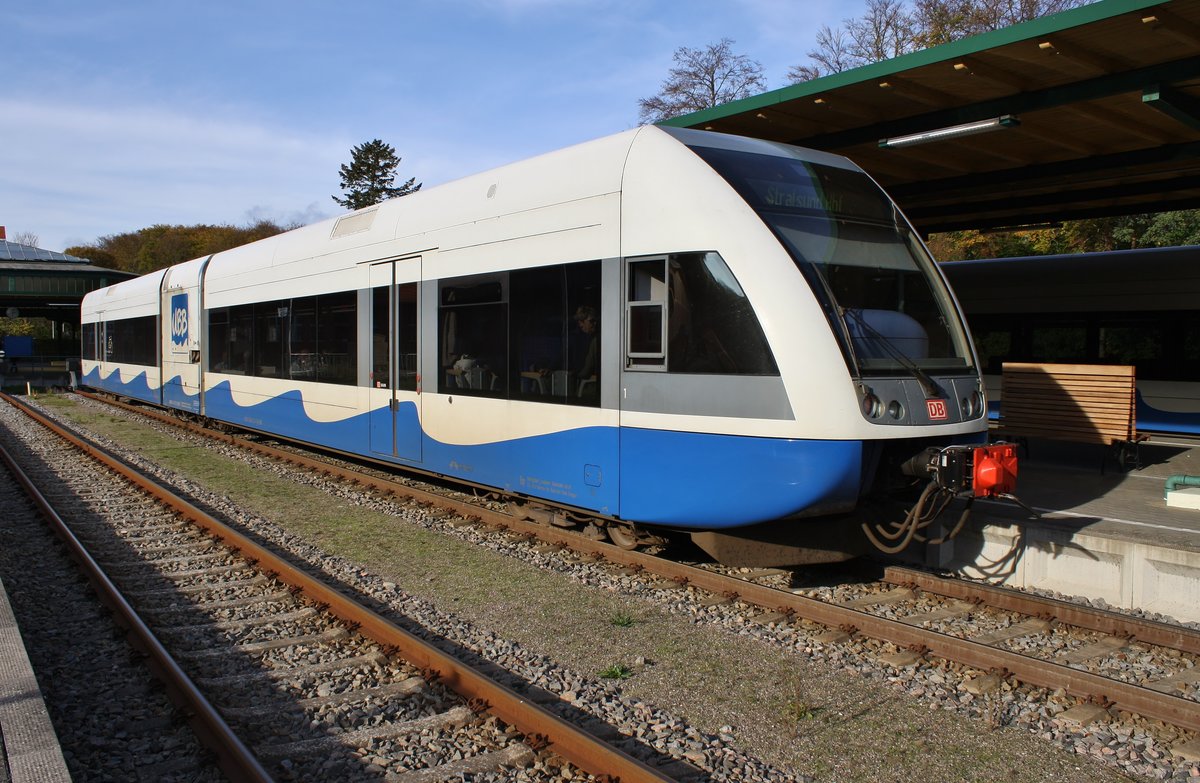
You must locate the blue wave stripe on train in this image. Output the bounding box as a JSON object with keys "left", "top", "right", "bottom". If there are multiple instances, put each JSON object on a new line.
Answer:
{"left": 83, "top": 367, "right": 863, "bottom": 529}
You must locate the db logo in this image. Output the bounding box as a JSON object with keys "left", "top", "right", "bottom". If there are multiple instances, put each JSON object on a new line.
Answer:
{"left": 926, "top": 399, "right": 949, "bottom": 420}
{"left": 170, "top": 293, "right": 189, "bottom": 346}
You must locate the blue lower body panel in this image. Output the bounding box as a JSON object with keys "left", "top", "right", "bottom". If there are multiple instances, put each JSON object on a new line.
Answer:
{"left": 163, "top": 376, "right": 200, "bottom": 413}
{"left": 87, "top": 376, "right": 867, "bottom": 531}
{"left": 1136, "top": 391, "right": 1200, "bottom": 436}
{"left": 619, "top": 428, "right": 862, "bottom": 528}
{"left": 83, "top": 366, "right": 158, "bottom": 405}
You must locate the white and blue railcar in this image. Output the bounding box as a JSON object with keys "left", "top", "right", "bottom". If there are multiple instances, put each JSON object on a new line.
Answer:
{"left": 81, "top": 127, "right": 1011, "bottom": 564}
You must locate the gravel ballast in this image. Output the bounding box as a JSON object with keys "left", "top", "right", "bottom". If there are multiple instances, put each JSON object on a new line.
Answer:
{"left": 22, "top": 392, "right": 1200, "bottom": 782}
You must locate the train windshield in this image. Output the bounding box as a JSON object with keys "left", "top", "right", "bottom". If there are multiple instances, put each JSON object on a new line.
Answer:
{"left": 689, "top": 144, "right": 974, "bottom": 376}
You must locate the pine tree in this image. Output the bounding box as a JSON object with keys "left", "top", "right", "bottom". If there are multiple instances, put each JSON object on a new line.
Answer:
{"left": 332, "top": 139, "right": 421, "bottom": 210}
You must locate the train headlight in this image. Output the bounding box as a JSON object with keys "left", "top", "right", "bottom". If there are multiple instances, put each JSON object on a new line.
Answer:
{"left": 862, "top": 390, "right": 883, "bottom": 419}
{"left": 961, "top": 390, "right": 982, "bottom": 418}
{"left": 888, "top": 400, "right": 906, "bottom": 420}
{"left": 960, "top": 390, "right": 984, "bottom": 419}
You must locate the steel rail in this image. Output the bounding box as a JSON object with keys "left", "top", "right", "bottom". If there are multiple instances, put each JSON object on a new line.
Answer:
{"left": 0, "top": 420, "right": 274, "bottom": 782}
{"left": 493, "top": 519, "right": 1200, "bottom": 733}
{"left": 11, "top": 394, "right": 676, "bottom": 783}
{"left": 74, "top": 391, "right": 1200, "bottom": 732}
{"left": 879, "top": 564, "right": 1200, "bottom": 656}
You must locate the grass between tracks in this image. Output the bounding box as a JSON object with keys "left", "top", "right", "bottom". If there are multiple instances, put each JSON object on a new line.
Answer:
{"left": 35, "top": 393, "right": 1133, "bottom": 783}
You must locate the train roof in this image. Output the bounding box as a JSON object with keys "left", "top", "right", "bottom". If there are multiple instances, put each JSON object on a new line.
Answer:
{"left": 941, "top": 245, "right": 1200, "bottom": 313}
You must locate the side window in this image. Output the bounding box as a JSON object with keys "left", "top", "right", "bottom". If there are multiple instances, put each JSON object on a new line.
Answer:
{"left": 1031, "top": 323, "right": 1087, "bottom": 364}
{"left": 81, "top": 322, "right": 97, "bottom": 361}
{"left": 316, "top": 291, "right": 357, "bottom": 385}
{"left": 207, "top": 293, "right": 357, "bottom": 385}
{"left": 254, "top": 300, "right": 287, "bottom": 379}
{"left": 104, "top": 315, "right": 157, "bottom": 365}
{"left": 509, "top": 260, "right": 601, "bottom": 406}
{"left": 970, "top": 325, "right": 1013, "bottom": 375}
{"left": 438, "top": 275, "right": 508, "bottom": 397}
{"left": 208, "top": 308, "right": 229, "bottom": 371}
{"left": 228, "top": 305, "right": 255, "bottom": 375}
{"left": 624, "top": 253, "right": 778, "bottom": 375}
{"left": 289, "top": 296, "right": 318, "bottom": 380}
{"left": 626, "top": 258, "right": 667, "bottom": 369}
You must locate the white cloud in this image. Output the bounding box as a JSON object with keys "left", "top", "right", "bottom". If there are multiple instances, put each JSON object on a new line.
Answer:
{"left": 0, "top": 98, "right": 346, "bottom": 250}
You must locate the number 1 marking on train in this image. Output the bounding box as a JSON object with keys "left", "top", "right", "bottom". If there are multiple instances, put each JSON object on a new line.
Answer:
{"left": 926, "top": 399, "right": 949, "bottom": 420}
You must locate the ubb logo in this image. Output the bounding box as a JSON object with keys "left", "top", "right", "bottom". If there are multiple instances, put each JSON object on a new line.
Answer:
{"left": 170, "top": 293, "right": 189, "bottom": 347}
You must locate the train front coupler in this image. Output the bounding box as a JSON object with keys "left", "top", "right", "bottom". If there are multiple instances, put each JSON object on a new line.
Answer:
{"left": 863, "top": 443, "right": 1028, "bottom": 554}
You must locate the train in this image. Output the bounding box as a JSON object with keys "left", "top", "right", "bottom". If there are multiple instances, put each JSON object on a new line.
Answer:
{"left": 81, "top": 126, "right": 1016, "bottom": 566}
{"left": 940, "top": 246, "right": 1200, "bottom": 438}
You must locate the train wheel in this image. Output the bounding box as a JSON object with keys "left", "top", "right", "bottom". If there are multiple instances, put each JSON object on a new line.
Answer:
{"left": 606, "top": 523, "right": 640, "bottom": 550}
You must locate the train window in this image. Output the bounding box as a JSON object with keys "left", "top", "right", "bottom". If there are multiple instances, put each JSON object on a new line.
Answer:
{"left": 1184, "top": 323, "right": 1200, "bottom": 381}
{"left": 81, "top": 323, "right": 97, "bottom": 361}
{"left": 969, "top": 326, "right": 1013, "bottom": 375}
{"left": 441, "top": 281, "right": 502, "bottom": 306}
{"left": 627, "top": 258, "right": 667, "bottom": 369}
{"left": 689, "top": 144, "right": 973, "bottom": 375}
{"left": 207, "top": 293, "right": 357, "bottom": 385}
{"left": 316, "top": 291, "right": 357, "bottom": 385}
{"left": 509, "top": 261, "right": 601, "bottom": 406}
{"left": 438, "top": 274, "right": 508, "bottom": 397}
{"left": 289, "top": 297, "right": 318, "bottom": 380}
{"left": 665, "top": 253, "right": 777, "bottom": 374}
{"left": 208, "top": 309, "right": 229, "bottom": 371}
{"left": 228, "top": 306, "right": 255, "bottom": 376}
{"left": 103, "top": 315, "right": 157, "bottom": 365}
{"left": 255, "top": 301, "right": 288, "bottom": 379}
{"left": 624, "top": 253, "right": 777, "bottom": 375}
{"left": 1099, "top": 324, "right": 1163, "bottom": 364}
{"left": 1030, "top": 324, "right": 1086, "bottom": 363}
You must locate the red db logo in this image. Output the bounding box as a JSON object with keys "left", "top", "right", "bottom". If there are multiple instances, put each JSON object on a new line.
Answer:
{"left": 926, "top": 399, "right": 949, "bottom": 420}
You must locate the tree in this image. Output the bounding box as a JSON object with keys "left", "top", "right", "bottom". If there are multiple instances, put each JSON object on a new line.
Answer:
{"left": 788, "top": 24, "right": 857, "bottom": 82}
{"left": 66, "top": 221, "right": 290, "bottom": 274}
{"left": 846, "top": 0, "right": 915, "bottom": 64}
{"left": 9, "top": 230, "right": 39, "bottom": 247}
{"left": 332, "top": 139, "right": 421, "bottom": 210}
{"left": 790, "top": 0, "right": 1089, "bottom": 81}
{"left": 637, "top": 39, "right": 767, "bottom": 124}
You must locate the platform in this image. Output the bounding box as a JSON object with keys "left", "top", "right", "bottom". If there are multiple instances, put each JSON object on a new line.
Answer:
{"left": 898, "top": 435, "right": 1200, "bottom": 624}
{"left": 0, "top": 574, "right": 71, "bottom": 783}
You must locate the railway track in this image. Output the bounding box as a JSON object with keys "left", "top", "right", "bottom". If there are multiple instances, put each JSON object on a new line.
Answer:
{"left": 57, "top": 391, "right": 1200, "bottom": 750}
{"left": 0, "top": 392, "right": 689, "bottom": 782}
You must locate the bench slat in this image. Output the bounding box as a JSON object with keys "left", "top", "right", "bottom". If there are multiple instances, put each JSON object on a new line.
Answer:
{"left": 998, "top": 362, "right": 1137, "bottom": 447}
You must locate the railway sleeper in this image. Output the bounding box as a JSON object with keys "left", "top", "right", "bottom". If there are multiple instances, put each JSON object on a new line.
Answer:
{"left": 175, "top": 626, "right": 348, "bottom": 659}
{"left": 388, "top": 745, "right": 537, "bottom": 783}
{"left": 252, "top": 704, "right": 476, "bottom": 761}
{"left": 196, "top": 651, "right": 390, "bottom": 688}
{"left": 221, "top": 677, "right": 427, "bottom": 719}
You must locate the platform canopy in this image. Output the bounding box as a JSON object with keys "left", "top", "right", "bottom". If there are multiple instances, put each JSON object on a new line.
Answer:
{"left": 662, "top": 0, "right": 1200, "bottom": 234}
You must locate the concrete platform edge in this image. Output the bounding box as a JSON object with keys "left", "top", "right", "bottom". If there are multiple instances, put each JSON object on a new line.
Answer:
{"left": 0, "top": 575, "right": 71, "bottom": 783}
{"left": 901, "top": 511, "right": 1200, "bottom": 624}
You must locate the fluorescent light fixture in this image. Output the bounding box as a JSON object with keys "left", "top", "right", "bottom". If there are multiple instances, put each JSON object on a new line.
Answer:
{"left": 879, "top": 115, "right": 1019, "bottom": 148}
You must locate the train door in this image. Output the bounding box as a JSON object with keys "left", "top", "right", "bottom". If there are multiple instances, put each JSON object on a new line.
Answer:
{"left": 160, "top": 258, "right": 210, "bottom": 413}
{"left": 368, "top": 257, "right": 422, "bottom": 462}
{"left": 160, "top": 285, "right": 200, "bottom": 411}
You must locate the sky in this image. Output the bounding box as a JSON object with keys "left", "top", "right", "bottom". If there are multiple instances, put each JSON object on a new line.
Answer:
{"left": 2, "top": 0, "right": 868, "bottom": 254}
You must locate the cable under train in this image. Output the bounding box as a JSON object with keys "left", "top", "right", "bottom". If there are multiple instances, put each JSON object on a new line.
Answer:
{"left": 81, "top": 126, "right": 1017, "bottom": 565}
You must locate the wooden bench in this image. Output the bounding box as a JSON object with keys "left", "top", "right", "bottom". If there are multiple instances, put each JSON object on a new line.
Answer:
{"left": 997, "top": 362, "right": 1147, "bottom": 471}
